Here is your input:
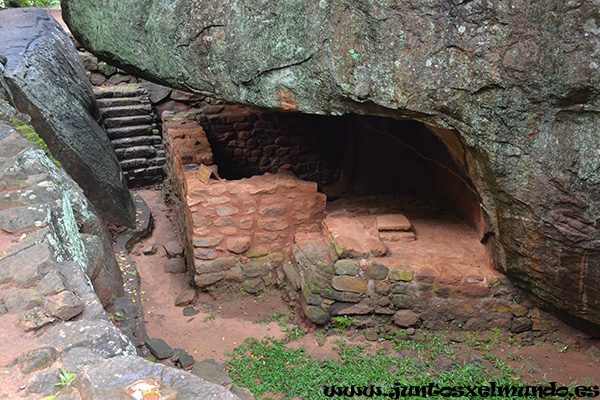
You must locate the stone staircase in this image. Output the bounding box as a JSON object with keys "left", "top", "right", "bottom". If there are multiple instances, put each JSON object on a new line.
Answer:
{"left": 94, "top": 85, "right": 166, "bottom": 186}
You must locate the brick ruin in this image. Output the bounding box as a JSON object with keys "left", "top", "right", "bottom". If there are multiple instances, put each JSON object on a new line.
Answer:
{"left": 160, "top": 103, "right": 552, "bottom": 334}
{"left": 74, "top": 39, "right": 553, "bottom": 336}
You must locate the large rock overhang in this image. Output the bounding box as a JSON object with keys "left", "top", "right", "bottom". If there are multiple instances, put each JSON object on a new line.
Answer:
{"left": 61, "top": 0, "right": 600, "bottom": 334}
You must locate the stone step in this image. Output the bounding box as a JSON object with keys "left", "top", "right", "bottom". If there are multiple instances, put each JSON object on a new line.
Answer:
{"left": 106, "top": 125, "right": 153, "bottom": 140}
{"left": 101, "top": 105, "right": 153, "bottom": 119}
{"left": 97, "top": 97, "right": 145, "bottom": 108}
{"left": 112, "top": 135, "right": 162, "bottom": 149}
{"left": 104, "top": 115, "right": 154, "bottom": 129}
{"left": 93, "top": 86, "right": 146, "bottom": 99}
{"left": 115, "top": 145, "right": 158, "bottom": 161}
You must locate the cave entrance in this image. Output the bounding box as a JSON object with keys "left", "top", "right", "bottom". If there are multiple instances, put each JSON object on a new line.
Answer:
{"left": 164, "top": 105, "right": 519, "bottom": 329}
{"left": 201, "top": 107, "right": 486, "bottom": 238}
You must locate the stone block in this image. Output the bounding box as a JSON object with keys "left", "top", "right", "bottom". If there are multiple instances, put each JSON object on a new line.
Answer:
{"left": 15, "top": 307, "right": 54, "bottom": 332}
{"left": 301, "top": 302, "right": 330, "bottom": 325}
{"left": 322, "top": 287, "right": 362, "bottom": 303}
{"left": 217, "top": 206, "right": 240, "bottom": 217}
{"left": 257, "top": 218, "right": 289, "bottom": 231}
{"left": 193, "top": 235, "right": 223, "bottom": 248}
{"left": 194, "top": 249, "right": 217, "bottom": 260}
{"left": 18, "top": 346, "right": 58, "bottom": 374}
{"left": 174, "top": 290, "right": 196, "bottom": 307}
{"left": 334, "top": 259, "right": 359, "bottom": 276}
{"left": 366, "top": 261, "right": 389, "bottom": 280}
{"left": 43, "top": 291, "right": 84, "bottom": 321}
{"left": 146, "top": 338, "right": 174, "bottom": 359}
{"left": 376, "top": 214, "right": 411, "bottom": 231}
{"left": 242, "top": 277, "right": 265, "bottom": 294}
{"left": 258, "top": 204, "right": 285, "bottom": 216}
{"left": 194, "top": 258, "right": 236, "bottom": 274}
{"left": 379, "top": 231, "right": 416, "bottom": 242}
{"left": 416, "top": 268, "right": 438, "bottom": 284}
{"left": 393, "top": 310, "right": 420, "bottom": 327}
{"left": 213, "top": 217, "right": 234, "bottom": 227}
{"left": 391, "top": 294, "right": 415, "bottom": 309}
{"left": 239, "top": 217, "right": 253, "bottom": 229}
{"left": 331, "top": 276, "right": 368, "bottom": 293}
{"left": 245, "top": 244, "right": 269, "bottom": 258}
{"left": 226, "top": 236, "right": 251, "bottom": 254}
{"left": 388, "top": 268, "right": 414, "bottom": 282}
{"left": 3, "top": 289, "right": 43, "bottom": 312}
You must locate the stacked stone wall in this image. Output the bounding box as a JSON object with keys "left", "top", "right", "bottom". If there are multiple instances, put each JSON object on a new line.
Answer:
{"left": 285, "top": 233, "right": 555, "bottom": 337}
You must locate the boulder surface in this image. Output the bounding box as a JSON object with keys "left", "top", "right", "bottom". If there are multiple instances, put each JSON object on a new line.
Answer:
{"left": 62, "top": 0, "right": 600, "bottom": 333}
{"left": 0, "top": 7, "right": 135, "bottom": 227}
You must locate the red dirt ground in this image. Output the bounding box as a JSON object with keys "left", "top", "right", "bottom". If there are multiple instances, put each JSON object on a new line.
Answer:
{"left": 133, "top": 187, "right": 600, "bottom": 389}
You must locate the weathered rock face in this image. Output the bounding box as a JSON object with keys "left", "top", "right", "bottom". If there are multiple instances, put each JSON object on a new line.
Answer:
{"left": 62, "top": 0, "right": 600, "bottom": 333}
{"left": 0, "top": 7, "right": 136, "bottom": 227}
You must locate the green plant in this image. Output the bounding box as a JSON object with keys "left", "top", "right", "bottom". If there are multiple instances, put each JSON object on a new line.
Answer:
{"left": 347, "top": 49, "right": 360, "bottom": 60}
{"left": 202, "top": 313, "right": 216, "bottom": 323}
{"left": 331, "top": 315, "right": 354, "bottom": 334}
{"left": 55, "top": 369, "right": 76, "bottom": 392}
{"left": 226, "top": 332, "right": 561, "bottom": 400}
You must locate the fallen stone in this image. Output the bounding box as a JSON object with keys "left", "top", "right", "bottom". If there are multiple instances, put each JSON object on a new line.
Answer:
{"left": 43, "top": 291, "right": 84, "bottom": 321}
{"left": 18, "top": 346, "right": 58, "bottom": 374}
{"left": 15, "top": 307, "right": 54, "bottom": 332}
{"left": 178, "top": 354, "right": 196, "bottom": 370}
{"left": 0, "top": 204, "right": 48, "bottom": 233}
{"left": 175, "top": 290, "right": 196, "bottom": 307}
{"left": 42, "top": 320, "right": 136, "bottom": 358}
{"left": 145, "top": 338, "right": 174, "bottom": 359}
{"left": 142, "top": 246, "right": 157, "bottom": 255}
{"left": 163, "top": 240, "right": 184, "bottom": 258}
{"left": 25, "top": 367, "right": 61, "bottom": 395}
{"left": 183, "top": 306, "right": 200, "bottom": 316}
{"left": 75, "top": 356, "right": 239, "bottom": 400}
{"left": 61, "top": 347, "right": 105, "bottom": 372}
{"left": 191, "top": 359, "right": 234, "bottom": 386}
{"left": 393, "top": 310, "right": 420, "bottom": 328}
{"left": 165, "top": 258, "right": 186, "bottom": 274}
{"left": 376, "top": 214, "right": 411, "bottom": 232}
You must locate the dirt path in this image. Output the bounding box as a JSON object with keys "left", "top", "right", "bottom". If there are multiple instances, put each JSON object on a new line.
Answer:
{"left": 131, "top": 188, "right": 600, "bottom": 387}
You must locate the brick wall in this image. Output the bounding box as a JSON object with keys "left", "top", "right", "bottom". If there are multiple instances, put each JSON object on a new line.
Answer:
{"left": 162, "top": 111, "right": 326, "bottom": 291}
{"left": 199, "top": 104, "right": 346, "bottom": 188}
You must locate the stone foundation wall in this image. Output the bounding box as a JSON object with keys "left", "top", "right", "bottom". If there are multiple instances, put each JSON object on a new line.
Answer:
{"left": 285, "top": 232, "right": 555, "bottom": 336}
